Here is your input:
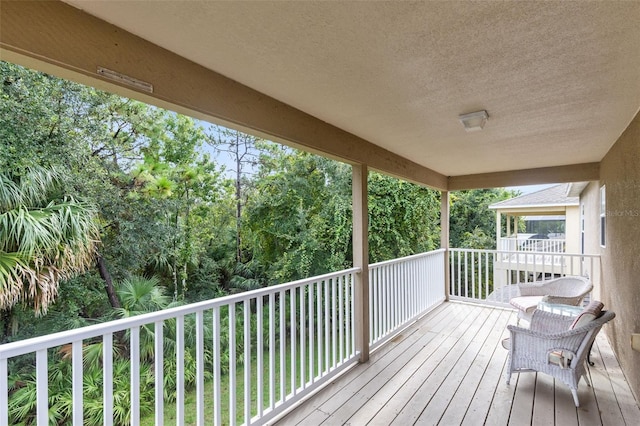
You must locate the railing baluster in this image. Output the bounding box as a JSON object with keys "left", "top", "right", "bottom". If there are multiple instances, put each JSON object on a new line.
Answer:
{"left": 155, "top": 321, "right": 164, "bottom": 426}
{"left": 103, "top": 333, "right": 113, "bottom": 426}
{"left": 485, "top": 252, "right": 489, "bottom": 298}
{"left": 279, "top": 290, "right": 285, "bottom": 401}
{"left": 176, "top": 315, "right": 185, "bottom": 426}
{"left": 212, "top": 309, "right": 221, "bottom": 426}
{"left": 381, "top": 266, "right": 387, "bottom": 336}
{"left": 316, "top": 283, "right": 323, "bottom": 377}
{"left": 72, "top": 340, "right": 83, "bottom": 426}
{"left": 308, "top": 283, "right": 314, "bottom": 384}
{"left": 345, "top": 274, "right": 351, "bottom": 357}
{"left": 36, "top": 349, "right": 48, "bottom": 426}
{"left": 457, "top": 250, "right": 462, "bottom": 297}
{"left": 324, "top": 279, "right": 330, "bottom": 372}
{"left": 268, "top": 294, "right": 275, "bottom": 410}
{"left": 229, "top": 304, "right": 236, "bottom": 425}
{"left": 351, "top": 273, "right": 356, "bottom": 354}
{"left": 338, "top": 275, "right": 344, "bottom": 362}
{"left": 0, "top": 358, "right": 7, "bottom": 426}
{"left": 478, "top": 252, "right": 483, "bottom": 299}
{"left": 332, "top": 277, "right": 337, "bottom": 368}
{"left": 471, "top": 251, "right": 476, "bottom": 299}
{"left": 257, "top": 295, "right": 264, "bottom": 416}
{"left": 130, "top": 327, "right": 140, "bottom": 425}
{"left": 299, "top": 286, "right": 305, "bottom": 390}
{"left": 244, "top": 299, "right": 251, "bottom": 424}
{"left": 196, "top": 311, "right": 204, "bottom": 425}
{"left": 290, "top": 289, "right": 297, "bottom": 396}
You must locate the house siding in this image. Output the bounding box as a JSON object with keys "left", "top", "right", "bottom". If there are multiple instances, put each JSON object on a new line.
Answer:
{"left": 588, "top": 109, "right": 640, "bottom": 402}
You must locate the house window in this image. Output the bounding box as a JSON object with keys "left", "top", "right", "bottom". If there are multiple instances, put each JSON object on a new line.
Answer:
{"left": 600, "top": 185, "right": 606, "bottom": 247}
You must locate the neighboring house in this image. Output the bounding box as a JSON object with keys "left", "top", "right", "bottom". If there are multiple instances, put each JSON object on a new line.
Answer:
{"left": 488, "top": 183, "right": 600, "bottom": 294}
{"left": 489, "top": 183, "right": 581, "bottom": 254}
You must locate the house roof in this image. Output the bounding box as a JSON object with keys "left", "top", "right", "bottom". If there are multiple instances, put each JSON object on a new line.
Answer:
{"left": 489, "top": 184, "right": 579, "bottom": 210}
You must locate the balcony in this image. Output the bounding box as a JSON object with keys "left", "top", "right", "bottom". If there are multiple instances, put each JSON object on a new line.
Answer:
{"left": 1, "top": 248, "right": 637, "bottom": 425}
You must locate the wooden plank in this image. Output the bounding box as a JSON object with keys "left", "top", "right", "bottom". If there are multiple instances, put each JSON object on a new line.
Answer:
{"left": 322, "top": 328, "right": 440, "bottom": 423}
{"left": 483, "top": 348, "right": 520, "bottom": 425}
{"left": 345, "top": 305, "right": 472, "bottom": 424}
{"left": 355, "top": 305, "right": 483, "bottom": 425}
{"left": 275, "top": 301, "right": 449, "bottom": 424}
{"left": 311, "top": 303, "right": 473, "bottom": 425}
{"left": 347, "top": 332, "right": 451, "bottom": 424}
{"left": 587, "top": 339, "right": 626, "bottom": 426}
{"left": 431, "top": 309, "right": 513, "bottom": 425}
{"left": 461, "top": 311, "right": 516, "bottom": 425}
{"left": 507, "top": 372, "right": 536, "bottom": 426}
{"left": 386, "top": 307, "right": 496, "bottom": 424}
{"left": 278, "top": 302, "right": 457, "bottom": 425}
{"left": 532, "top": 372, "right": 555, "bottom": 425}
{"left": 554, "top": 379, "right": 579, "bottom": 426}
{"left": 595, "top": 334, "right": 640, "bottom": 424}
{"left": 576, "top": 349, "right": 604, "bottom": 426}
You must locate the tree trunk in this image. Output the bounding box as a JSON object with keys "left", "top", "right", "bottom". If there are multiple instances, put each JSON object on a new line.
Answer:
{"left": 97, "top": 255, "right": 121, "bottom": 309}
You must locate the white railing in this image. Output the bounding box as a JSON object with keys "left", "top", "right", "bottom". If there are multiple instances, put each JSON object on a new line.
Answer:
{"left": 0, "top": 249, "right": 447, "bottom": 426}
{"left": 499, "top": 237, "right": 566, "bottom": 253}
{"left": 369, "top": 250, "right": 446, "bottom": 349}
{"left": 449, "top": 248, "right": 600, "bottom": 306}
{"left": 0, "top": 268, "right": 360, "bottom": 426}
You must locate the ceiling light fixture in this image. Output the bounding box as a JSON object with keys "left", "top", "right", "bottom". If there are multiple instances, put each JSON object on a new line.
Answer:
{"left": 97, "top": 66, "right": 154, "bottom": 93}
{"left": 459, "top": 110, "right": 489, "bottom": 132}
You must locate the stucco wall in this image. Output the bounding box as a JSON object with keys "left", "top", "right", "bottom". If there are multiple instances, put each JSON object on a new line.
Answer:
{"left": 588, "top": 109, "right": 640, "bottom": 402}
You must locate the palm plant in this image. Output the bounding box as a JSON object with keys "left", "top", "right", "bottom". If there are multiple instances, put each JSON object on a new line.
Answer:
{"left": 0, "top": 167, "right": 99, "bottom": 314}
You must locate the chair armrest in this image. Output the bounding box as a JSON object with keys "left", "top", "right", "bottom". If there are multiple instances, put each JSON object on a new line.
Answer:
{"left": 544, "top": 295, "right": 584, "bottom": 306}
{"left": 518, "top": 282, "right": 549, "bottom": 296}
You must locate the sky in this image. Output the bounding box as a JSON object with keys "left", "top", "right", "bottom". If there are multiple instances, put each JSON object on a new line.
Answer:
{"left": 507, "top": 184, "right": 555, "bottom": 195}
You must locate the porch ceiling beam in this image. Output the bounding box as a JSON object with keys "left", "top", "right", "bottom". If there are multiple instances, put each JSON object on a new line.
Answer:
{"left": 448, "top": 162, "right": 600, "bottom": 191}
{"left": 0, "top": 0, "right": 447, "bottom": 190}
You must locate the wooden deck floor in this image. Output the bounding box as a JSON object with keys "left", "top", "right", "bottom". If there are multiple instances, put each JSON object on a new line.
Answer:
{"left": 274, "top": 302, "right": 639, "bottom": 426}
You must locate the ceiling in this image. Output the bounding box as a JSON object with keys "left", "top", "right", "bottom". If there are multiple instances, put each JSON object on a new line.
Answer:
{"left": 61, "top": 1, "right": 640, "bottom": 177}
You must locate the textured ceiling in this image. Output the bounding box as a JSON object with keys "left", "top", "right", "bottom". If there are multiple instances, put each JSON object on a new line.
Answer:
{"left": 64, "top": 1, "right": 640, "bottom": 177}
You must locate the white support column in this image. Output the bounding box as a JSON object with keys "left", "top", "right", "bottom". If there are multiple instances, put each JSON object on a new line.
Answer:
{"left": 496, "top": 211, "right": 501, "bottom": 250}
{"left": 352, "top": 164, "right": 369, "bottom": 363}
{"left": 441, "top": 191, "right": 450, "bottom": 301}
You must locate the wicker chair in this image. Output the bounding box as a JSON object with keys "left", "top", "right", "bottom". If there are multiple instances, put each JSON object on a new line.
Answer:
{"left": 505, "top": 308, "right": 615, "bottom": 407}
{"left": 510, "top": 276, "right": 593, "bottom": 324}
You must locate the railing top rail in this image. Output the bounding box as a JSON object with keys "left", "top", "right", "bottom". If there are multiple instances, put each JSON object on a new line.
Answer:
{"left": 369, "top": 248, "right": 445, "bottom": 268}
{"left": 0, "top": 267, "right": 360, "bottom": 359}
{"left": 449, "top": 248, "right": 600, "bottom": 259}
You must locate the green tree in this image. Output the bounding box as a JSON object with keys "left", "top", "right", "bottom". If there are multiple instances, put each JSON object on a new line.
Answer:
{"left": 368, "top": 172, "right": 440, "bottom": 263}
{"left": 449, "top": 189, "right": 516, "bottom": 249}
{"left": 0, "top": 167, "right": 99, "bottom": 316}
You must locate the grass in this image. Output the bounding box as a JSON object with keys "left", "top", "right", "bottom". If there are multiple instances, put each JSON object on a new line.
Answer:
{"left": 140, "top": 343, "right": 305, "bottom": 425}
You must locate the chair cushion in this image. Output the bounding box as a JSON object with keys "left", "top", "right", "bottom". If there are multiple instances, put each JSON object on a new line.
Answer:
{"left": 510, "top": 296, "right": 544, "bottom": 313}
{"left": 569, "top": 300, "right": 604, "bottom": 330}
{"left": 549, "top": 349, "right": 574, "bottom": 368}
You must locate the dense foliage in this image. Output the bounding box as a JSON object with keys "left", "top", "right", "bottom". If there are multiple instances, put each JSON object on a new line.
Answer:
{"left": 0, "top": 61, "right": 515, "bottom": 424}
